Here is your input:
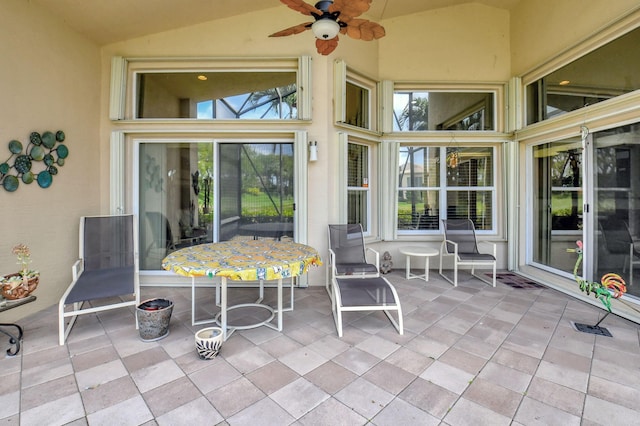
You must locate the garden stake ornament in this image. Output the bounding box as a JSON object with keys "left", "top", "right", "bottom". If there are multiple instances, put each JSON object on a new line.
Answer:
{"left": 567, "top": 240, "right": 627, "bottom": 329}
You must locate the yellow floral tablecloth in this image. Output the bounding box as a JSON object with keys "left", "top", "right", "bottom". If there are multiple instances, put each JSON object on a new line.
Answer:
{"left": 162, "top": 240, "right": 323, "bottom": 282}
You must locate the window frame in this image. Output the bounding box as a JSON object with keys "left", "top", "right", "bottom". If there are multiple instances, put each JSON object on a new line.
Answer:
{"left": 110, "top": 56, "right": 312, "bottom": 122}
{"left": 396, "top": 142, "right": 498, "bottom": 236}
{"left": 389, "top": 83, "right": 504, "bottom": 133}
{"left": 334, "top": 60, "right": 378, "bottom": 132}
{"left": 337, "top": 132, "right": 379, "bottom": 237}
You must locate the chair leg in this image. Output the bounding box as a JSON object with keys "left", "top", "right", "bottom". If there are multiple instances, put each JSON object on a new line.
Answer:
{"left": 453, "top": 259, "right": 458, "bottom": 287}
{"left": 492, "top": 263, "right": 496, "bottom": 287}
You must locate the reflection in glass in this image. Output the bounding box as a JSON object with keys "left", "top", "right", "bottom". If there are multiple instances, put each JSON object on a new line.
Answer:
{"left": 218, "top": 143, "right": 294, "bottom": 241}
{"left": 397, "top": 146, "right": 494, "bottom": 232}
{"left": 593, "top": 123, "right": 640, "bottom": 298}
{"left": 139, "top": 141, "right": 295, "bottom": 270}
{"left": 136, "top": 71, "right": 297, "bottom": 119}
{"left": 393, "top": 91, "right": 494, "bottom": 131}
{"left": 526, "top": 27, "right": 640, "bottom": 124}
{"left": 398, "top": 146, "right": 440, "bottom": 230}
{"left": 347, "top": 143, "right": 369, "bottom": 231}
{"left": 532, "top": 139, "right": 583, "bottom": 274}
{"left": 345, "top": 82, "right": 369, "bottom": 128}
{"left": 139, "top": 142, "right": 214, "bottom": 270}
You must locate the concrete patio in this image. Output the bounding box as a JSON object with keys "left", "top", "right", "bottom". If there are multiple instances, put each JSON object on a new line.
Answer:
{"left": 1, "top": 269, "right": 639, "bottom": 425}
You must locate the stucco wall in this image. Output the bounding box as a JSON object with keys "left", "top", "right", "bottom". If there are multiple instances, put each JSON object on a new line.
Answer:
{"left": 0, "top": 0, "right": 102, "bottom": 320}
{"left": 378, "top": 3, "right": 511, "bottom": 81}
{"left": 510, "top": 0, "right": 640, "bottom": 75}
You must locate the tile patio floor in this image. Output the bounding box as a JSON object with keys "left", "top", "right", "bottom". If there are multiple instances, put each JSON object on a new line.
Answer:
{"left": 1, "top": 270, "right": 640, "bottom": 425}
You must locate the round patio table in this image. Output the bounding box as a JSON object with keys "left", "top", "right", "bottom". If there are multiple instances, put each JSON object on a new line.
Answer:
{"left": 162, "top": 240, "right": 322, "bottom": 340}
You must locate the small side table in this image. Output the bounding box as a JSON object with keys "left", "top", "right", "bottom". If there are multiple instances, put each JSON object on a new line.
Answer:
{"left": 0, "top": 295, "right": 36, "bottom": 356}
{"left": 399, "top": 246, "right": 439, "bottom": 282}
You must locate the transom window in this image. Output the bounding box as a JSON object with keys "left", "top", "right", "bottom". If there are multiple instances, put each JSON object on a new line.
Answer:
{"left": 397, "top": 145, "right": 495, "bottom": 233}
{"left": 393, "top": 90, "right": 495, "bottom": 131}
{"left": 525, "top": 26, "right": 640, "bottom": 125}
{"left": 136, "top": 71, "right": 297, "bottom": 120}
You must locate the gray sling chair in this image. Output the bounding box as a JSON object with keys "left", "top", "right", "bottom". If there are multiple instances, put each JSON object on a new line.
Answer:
{"left": 599, "top": 218, "right": 640, "bottom": 286}
{"left": 439, "top": 218, "right": 497, "bottom": 287}
{"left": 327, "top": 224, "right": 402, "bottom": 337}
{"left": 59, "top": 215, "right": 139, "bottom": 345}
{"left": 326, "top": 224, "right": 380, "bottom": 296}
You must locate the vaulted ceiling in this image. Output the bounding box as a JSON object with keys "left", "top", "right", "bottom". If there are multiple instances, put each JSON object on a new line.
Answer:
{"left": 31, "top": 0, "right": 521, "bottom": 45}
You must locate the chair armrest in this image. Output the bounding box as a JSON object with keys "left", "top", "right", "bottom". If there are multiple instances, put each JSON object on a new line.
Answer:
{"left": 328, "top": 248, "right": 337, "bottom": 277}
{"left": 478, "top": 241, "right": 497, "bottom": 257}
{"left": 441, "top": 239, "right": 458, "bottom": 256}
{"left": 72, "top": 259, "right": 83, "bottom": 281}
{"left": 366, "top": 247, "right": 380, "bottom": 268}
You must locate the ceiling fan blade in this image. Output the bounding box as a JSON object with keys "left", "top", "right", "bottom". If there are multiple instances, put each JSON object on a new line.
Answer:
{"left": 345, "top": 19, "right": 385, "bottom": 41}
{"left": 269, "top": 22, "right": 312, "bottom": 37}
{"left": 316, "top": 37, "right": 339, "bottom": 55}
{"left": 279, "top": 0, "right": 322, "bottom": 16}
{"left": 329, "top": 0, "right": 372, "bottom": 19}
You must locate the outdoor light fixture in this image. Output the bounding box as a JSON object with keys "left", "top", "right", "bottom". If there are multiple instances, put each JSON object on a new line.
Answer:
{"left": 309, "top": 141, "right": 318, "bottom": 162}
{"left": 311, "top": 18, "right": 340, "bottom": 40}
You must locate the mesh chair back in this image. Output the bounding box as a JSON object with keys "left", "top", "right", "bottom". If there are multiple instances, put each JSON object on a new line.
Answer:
{"left": 599, "top": 219, "right": 633, "bottom": 254}
{"left": 83, "top": 215, "right": 135, "bottom": 271}
{"left": 328, "top": 224, "right": 367, "bottom": 264}
{"left": 443, "top": 219, "right": 480, "bottom": 255}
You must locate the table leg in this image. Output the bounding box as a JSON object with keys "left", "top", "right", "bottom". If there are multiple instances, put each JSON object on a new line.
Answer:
{"left": 277, "top": 278, "right": 283, "bottom": 331}
{"left": 221, "top": 276, "right": 228, "bottom": 341}
{"left": 425, "top": 256, "right": 430, "bottom": 281}
{"left": 191, "top": 277, "right": 196, "bottom": 326}
{"left": 0, "top": 323, "right": 23, "bottom": 356}
{"left": 405, "top": 255, "right": 411, "bottom": 280}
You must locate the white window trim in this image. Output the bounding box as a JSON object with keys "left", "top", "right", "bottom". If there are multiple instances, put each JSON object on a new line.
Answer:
{"left": 386, "top": 82, "right": 506, "bottom": 133}
{"left": 396, "top": 143, "right": 499, "bottom": 236}
{"left": 109, "top": 56, "right": 312, "bottom": 122}
{"left": 334, "top": 60, "right": 379, "bottom": 132}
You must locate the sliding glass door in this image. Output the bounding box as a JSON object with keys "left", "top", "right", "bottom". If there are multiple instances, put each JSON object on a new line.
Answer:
{"left": 529, "top": 122, "right": 640, "bottom": 300}
{"left": 138, "top": 140, "right": 294, "bottom": 271}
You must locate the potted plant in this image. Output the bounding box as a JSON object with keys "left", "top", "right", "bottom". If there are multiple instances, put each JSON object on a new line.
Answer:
{"left": 1, "top": 244, "right": 39, "bottom": 300}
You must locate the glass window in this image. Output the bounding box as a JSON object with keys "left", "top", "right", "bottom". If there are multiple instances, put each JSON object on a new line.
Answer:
{"left": 218, "top": 143, "right": 294, "bottom": 241}
{"left": 526, "top": 26, "right": 640, "bottom": 125}
{"left": 347, "top": 143, "right": 370, "bottom": 231}
{"left": 138, "top": 141, "right": 294, "bottom": 270}
{"left": 398, "top": 145, "right": 495, "bottom": 233}
{"left": 345, "top": 82, "right": 369, "bottom": 128}
{"left": 393, "top": 91, "right": 495, "bottom": 131}
{"left": 139, "top": 142, "right": 214, "bottom": 270}
{"left": 136, "top": 71, "right": 297, "bottom": 119}
{"left": 531, "top": 139, "right": 583, "bottom": 274}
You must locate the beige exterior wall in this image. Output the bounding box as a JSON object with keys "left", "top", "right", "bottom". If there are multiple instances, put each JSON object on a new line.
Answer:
{"left": 379, "top": 3, "right": 511, "bottom": 81}
{"left": 2, "top": 1, "right": 639, "bottom": 320}
{"left": 510, "top": 0, "right": 640, "bottom": 76}
{"left": 0, "top": 0, "right": 102, "bottom": 320}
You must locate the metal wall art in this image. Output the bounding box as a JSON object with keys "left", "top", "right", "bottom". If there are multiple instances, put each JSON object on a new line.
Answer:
{"left": 0, "top": 130, "right": 68, "bottom": 192}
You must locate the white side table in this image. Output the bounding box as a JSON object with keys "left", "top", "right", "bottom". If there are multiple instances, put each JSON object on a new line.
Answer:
{"left": 399, "top": 246, "right": 440, "bottom": 282}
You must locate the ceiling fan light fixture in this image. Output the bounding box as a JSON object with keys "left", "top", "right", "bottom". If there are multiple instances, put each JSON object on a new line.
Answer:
{"left": 311, "top": 18, "right": 340, "bottom": 40}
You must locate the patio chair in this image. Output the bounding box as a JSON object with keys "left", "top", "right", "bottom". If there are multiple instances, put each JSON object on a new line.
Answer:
{"left": 600, "top": 218, "right": 640, "bottom": 286}
{"left": 331, "top": 276, "right": 403, "bottom": 337}
{"left": 326, "top": 224, "right": 380, "bottom": 296}
{"left": 145, "top": 212, "right": 190, "bottom": 255}
{"left": 439, "top": 218, "right": 496, "bottom": 287}
{"left": 59, "top": 215, "right": 139, "bottom": 345}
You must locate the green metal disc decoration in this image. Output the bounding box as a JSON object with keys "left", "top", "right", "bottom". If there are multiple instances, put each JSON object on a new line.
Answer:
{"left": 0, "top": 129, "right": 68, "bottom": 191}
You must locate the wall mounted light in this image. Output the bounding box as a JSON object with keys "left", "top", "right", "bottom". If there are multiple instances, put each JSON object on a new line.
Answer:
{"left": 308, "top": 141, "right": 318, "bottom": 162}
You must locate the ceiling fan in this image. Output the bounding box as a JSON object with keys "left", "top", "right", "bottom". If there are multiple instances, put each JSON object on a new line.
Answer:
{"left": 269, "top": 0, "right": 386, "bottom": 55}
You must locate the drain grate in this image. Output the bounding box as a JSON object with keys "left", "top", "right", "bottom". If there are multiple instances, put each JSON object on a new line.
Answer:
{"left": 571, "top": 321, "right": 613, "bottom": 337}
